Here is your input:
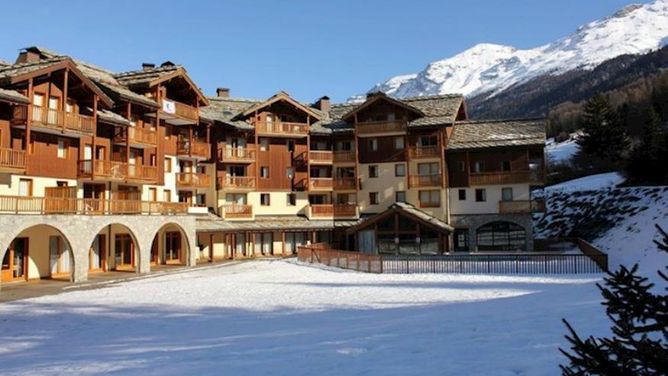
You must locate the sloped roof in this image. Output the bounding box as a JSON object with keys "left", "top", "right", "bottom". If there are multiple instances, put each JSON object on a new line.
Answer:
{"left": 341, "top": 92, "right": 425, "bottom": 121}
{"left": 18, "top": 47, "right": 159, "bottom": 109}
{"left": 447, "top": 119, "right": 546, "bottom": 151}
{"left": 114, "top": 64, "right": 209, "bottom": 106}
{"left": 201, "top": 97, "right": 260, "bottom": 131}
{"left": 196, "top": 216, "right": 356, "bottom": 232}
{"left": 0, "top": 56, "right": 69, "bottom": 84}
{"left": 97, "top": 108, "right": 131, "bottom": 126}
{"left": 346, "top": 202, "right": 453, "bottom": 234}
{"left": 0, "top": 88, "right": 29, "bottom": 104}
{"left": 237, "top": 91, "right": 322, "bottom": 120}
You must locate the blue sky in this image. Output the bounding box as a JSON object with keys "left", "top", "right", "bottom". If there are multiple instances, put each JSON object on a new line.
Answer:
{"left": 0, "top": 0, "right": 649, "bottom": 103}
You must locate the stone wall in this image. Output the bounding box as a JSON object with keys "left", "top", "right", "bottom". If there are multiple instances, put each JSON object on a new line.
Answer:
{"left": 0, "top": 214, "right": 197, "bottom": 289}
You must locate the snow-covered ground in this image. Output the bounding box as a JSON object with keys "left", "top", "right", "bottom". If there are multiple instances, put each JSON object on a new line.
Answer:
{"left": 546, "top": 172, "right": 625, "bottom": 192}
{"left": 546, "top": 136, "right": 580, "bottom": 164}
{"left": 0, "top": 261, "right": 607, "bottom": 376}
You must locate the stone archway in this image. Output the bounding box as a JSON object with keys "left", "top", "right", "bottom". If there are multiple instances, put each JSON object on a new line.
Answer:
{"left": 149, "top": 223, "right": 192, "bottom": 267}
{"left": 86, "top": 222, "right": 142, "bottom": 274}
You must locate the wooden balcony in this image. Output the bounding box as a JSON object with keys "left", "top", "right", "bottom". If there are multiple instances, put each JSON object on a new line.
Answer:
{"left": 307, "top": 204, "right": 359, "bottom": 219}
{"left": 218, "top": 147, "right": 256, "bottom": 163}
{"left": 408, "top": 146, "right": 440, "bottom": 159}
{"left": 333, "top": 177, "right": 357, "bottom": 191}
{"left": 12, "top": 106, "right": 94, "bottom": 135}
{"left": 498, "top": 200, "right": 546, "bottom": 214}
{"left": 160, "top": 99, "right": 199, "bottom": 123}
{"left": 177, "top": 139, "right": 210, "bottom": 160}
{"left": 176, "top": 172, "right": 210, "bottom": 189}
{"left": 356, "top": 120, "right": 406, "bottom": 135}
{"left": 114, "top": 126, "right": 158, "bottom": 148}
{"left": 333, "top": 150, "right": 356, "bottom": 164}
{"left": 256, "top": 121, "right": 308, "bottom": 137}
{"left": 0, "top": 195, "right": 189, "bottom": 215}
{"left": 309, "top": 150, "right": 333, "bottom": 164}
{"left": 0, "top": 148, "right": 26, "bottom": 172}
{"left": 221, "top": 204, "right": 253, "bottom": 220}
{"left": 469, "top": 170, "right": 544, "bottom": 186}
{"left": 309, "top": 177, "right": 333, "bottom": 191}
{"left": 409, "top": 174, "right": 441, "bottom": 188}
{"left": 218, "top": 176, "right": 256, "bottom": 191}
{"left": 78, "top": 160, "right": 158, "bottom": 182}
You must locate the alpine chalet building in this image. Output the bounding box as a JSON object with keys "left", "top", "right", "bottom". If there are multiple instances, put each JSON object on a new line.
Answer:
{"left": 0, "top": 46, "right": 545, "bottom": 288}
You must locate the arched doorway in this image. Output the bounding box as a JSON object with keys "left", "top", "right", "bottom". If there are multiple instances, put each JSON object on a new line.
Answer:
{"left": 89, "top": 223, "right": 140, "bottom": 273}
{"left": 150, "top": 223, "right": 190, "bottom": 267}
{"left": 1, "top": 224, "right": 74, "bottom": 282}
{"left": 476, "top": 221, "right": 527, "bottom": 252}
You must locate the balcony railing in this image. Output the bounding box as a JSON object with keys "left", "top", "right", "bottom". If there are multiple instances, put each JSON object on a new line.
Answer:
{"left": 221, "top": 204, "right": 253, "bottom": 219}
{"left": 218, "top": 147, "right": 256, "bottom": 163}
{"left": 408, "top": 146, "right": 440, "bottom": 159}
{"left": 0, "top": 195, "right": 189, "bottom": 215}
{"left": 469, "top": 170, "right": 544, "bottom": 186}
{"left": 333, "top": 177, "right": 357, "bottom": 190}
{"left": 161, "top": 99, "right": 199, "bottom": 122}
{"left": 309, "top": 177, "right": 333, "bottom": 191}
{"left": 115, "top": 127, "right": 158, "bottom": 146}
{"left": 12, "top": 106, "right": 94, "bottom": 134}
{"left": 333, "top": 150, "right": 356, "bottom": 163}
{"left": 356, "top": 120, "right": 406, "bottom": 135}
{"left": 177, "top": 139, "right": 210, "bottom": 159}
{"left": 409, "top": 174, "right": 441, "bottom": 188}
{"left": 176, "top": 172, "right": 210, "bottom": 189}
{"left": 256, "top": 121, "right": 309, "bottom": 137}
{"left": 307, "top": 204, "right": 359, "bottom": 219}
{"left": 218, "top": 176, "right": 256, "bottom": 190}
{"left": 498, "top": 200, "right": 546, "bottom": 214}
{"left": 78, "top": 160, "right": 158, "bottom": 182}
{"left": 0, "top": 148, "right": 26, "bottom": 171}
{"left": 309, "top": 150, "right": 333, "bottom": 164}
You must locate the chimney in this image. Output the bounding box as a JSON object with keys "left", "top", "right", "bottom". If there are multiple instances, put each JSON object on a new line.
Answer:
{"left": 315, "top": 96, "right": 331, "bottom": 113}
{"left": 142, "top": 62, "right": 155, "bottom": 71}
{"left": 15, "top": 50, "right": 40, "bottom": 64}
{"left": 216, "top": 88, "right": 230, "bottom": 98}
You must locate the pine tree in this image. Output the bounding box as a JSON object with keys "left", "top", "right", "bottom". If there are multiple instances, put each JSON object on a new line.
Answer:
{"left": 577, "top": 94, "right": 630, "bottom": 161}
{"left": 626, "top": 107, "right": 665, "bottom": 184}
{"left": 560, "top": 225, "right": 668, "bottom": 375}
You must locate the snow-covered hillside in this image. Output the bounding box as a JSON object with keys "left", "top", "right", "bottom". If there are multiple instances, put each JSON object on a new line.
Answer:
{"left": 546, "top": 134, "right": 580, "bottom": 164}
{"left": 536, "top": 185, "right": 668, "bottom": 280}
{"left": 357, "top": 0, "right": 668, "bottom": 100}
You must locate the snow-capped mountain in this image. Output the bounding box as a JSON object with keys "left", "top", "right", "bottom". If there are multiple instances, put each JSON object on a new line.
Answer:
{"left": 356, "top": 0, "right": 668, "bottom": 101}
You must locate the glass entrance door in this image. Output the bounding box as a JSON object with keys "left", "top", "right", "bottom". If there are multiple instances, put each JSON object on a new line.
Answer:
{"left": 114, "top": 234, "right": 134, "bottom": 270}
{"left": 2, "top": 238, "right": 28, "bottom": 282}
{"left": 165, "top": 232, "right": 182, "bottom": 264}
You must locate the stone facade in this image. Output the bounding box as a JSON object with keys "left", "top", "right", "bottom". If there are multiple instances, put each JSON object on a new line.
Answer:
{"left": 0, "top": 214, "right": 197, "bottom": 289}
{"left": 450, "top": 213, "right": 534, "bottom": 252}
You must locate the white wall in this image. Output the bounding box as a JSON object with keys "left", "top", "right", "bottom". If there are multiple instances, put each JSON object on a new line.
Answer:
{"left": 449, "top": 184, "right": 531, "bottom": 215}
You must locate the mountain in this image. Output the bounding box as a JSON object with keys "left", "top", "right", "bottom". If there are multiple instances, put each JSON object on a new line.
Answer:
{"left": 352, "top": 0, "right": 668, "bottom": 107}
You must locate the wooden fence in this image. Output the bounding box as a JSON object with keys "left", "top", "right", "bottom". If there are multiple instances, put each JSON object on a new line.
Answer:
{"left": 297, "top": 244, "right": 607, "bottom": 274}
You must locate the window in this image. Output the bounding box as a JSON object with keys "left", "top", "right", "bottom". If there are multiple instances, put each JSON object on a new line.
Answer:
{"left": 419, "top": 136, "right": 438, "bottom": 147}
{"left": 18, "top": 179, "right": 32, "bottom": 197}
{"left": 57, "top": 139, "right": 68, "bottom": 159}
{"left": 501, "top": 160, "right": 511, "bottom": 171}
{"left": 260, "top": 166, "right": 269, "bottom": 179}
{"left": 369, "top": 192, "right": 379, "bottom": 205}
{"left": 475, "top": 188, "right": 487, "bottom": 202}
{"left": 395, "top": 191, "right": 406, "bottom": 202}
{"left": 164, "top": 158, "right": 172, "bottom": 172}
{"left": 164, "top": 189, "right": 172, "bottom": 202}
{"left": 260, "top": 138, "right": 269, "bottom": 151}
{"left": 458, "top": 161, "right": 466, "bottom": 172}
{"left": 260, "top": 193, "right": 271, "bottom": 206}
{"left": 287, "top": 140, "right": 295, "bottom": 152}
{"left": 502, "top": 187, "right": 513, "bottom": 202}
{"left": 458, "top": 189, "right": 466, "bottom": 200}
{"left": 472, "top": 161, "right": 484, "bottom": 173}
{"left": 395, "top": 164, "right": 405, "bottom": 177}
{"left": 287, "top": 193, "right": 296, "bottom": 206}
{"left": 148, "top": 188, "right": 157, "bottom": 202}
{"left": 369, "top": 138, "right": 378, "bottom": 151}
{"left": 394, "top": 136, "right": 404, "bottom": 150}
{"left": 418, "top": 162, "right": 439, "bottom": 175}
{"left": 196, "top": 194, "right": 206, "bottom": 206}
{"left": 419, "top": 190, "right": 440, "bottom": 207}
{"left": 56, "top": 181, "right": 68, "bottom": 187}
{"left": 369, "top": 165, "right": 379, "bottom": 178}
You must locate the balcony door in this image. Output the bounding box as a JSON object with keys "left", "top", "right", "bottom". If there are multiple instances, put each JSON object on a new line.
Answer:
{"left": 225, "top": 193, "right": 247, "bottom": 205}
{"left": 165, "top": 232, "right": 182, "bottom": 264}
{"left": 48, "top": 97, "right": 59, "bottom": 125}
{"left": 32, "top": 93, "right": 44, "bottom": 122}
{"left": 114, "top": 234, "right": 134, "bottom": 270}
{"left": 2, "top": 238, "right": 28, "bottom": 282}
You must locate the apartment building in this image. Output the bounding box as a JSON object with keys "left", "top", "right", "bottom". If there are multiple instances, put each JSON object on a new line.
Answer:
{"left": 0, "top": 46, "right": 545, "bottom": 288}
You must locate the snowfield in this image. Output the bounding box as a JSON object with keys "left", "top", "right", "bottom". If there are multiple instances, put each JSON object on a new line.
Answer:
{"left": 0, "top": 260, "right": 608, "bottom": 376}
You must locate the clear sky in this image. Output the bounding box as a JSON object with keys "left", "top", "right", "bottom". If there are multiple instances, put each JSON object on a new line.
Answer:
{"left": 0, "top": 0, "right": 650, "bottom": 103}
